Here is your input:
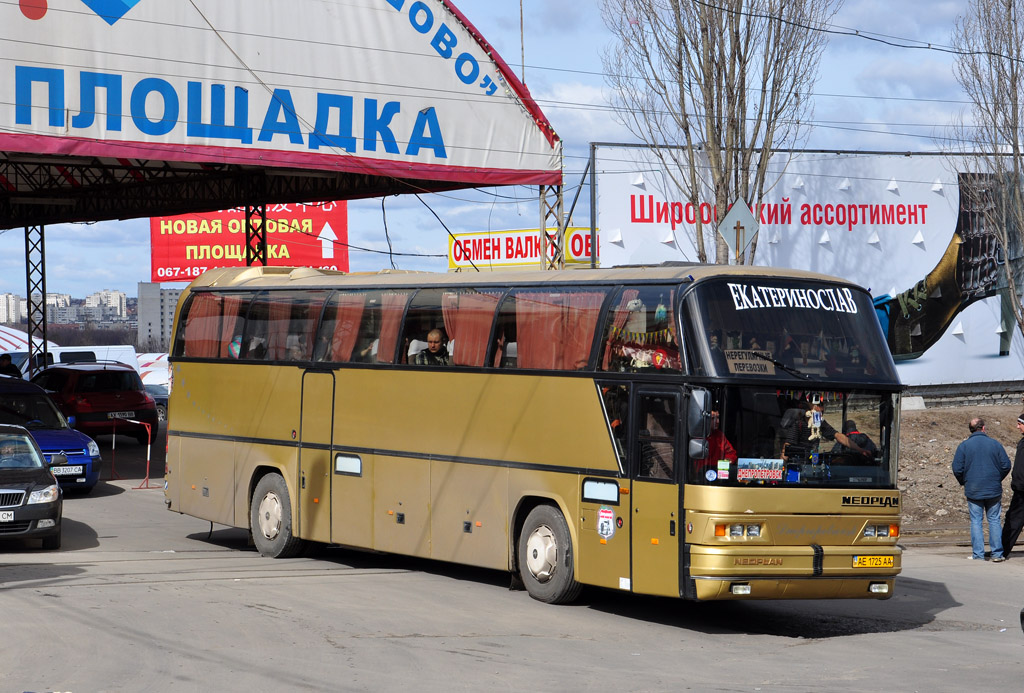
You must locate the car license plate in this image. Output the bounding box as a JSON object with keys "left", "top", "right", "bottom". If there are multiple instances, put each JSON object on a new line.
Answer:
{"left": 51, "top": 465, "right": 84, "bottom": 476}
{"left": 0, "top": 511, "right": 13, "bottom": 522}
{"left": 108, "top": 411, "right": 135, "bottom": 419}
{"left": 853, "top": 555, "right": 894, "bottom": 568}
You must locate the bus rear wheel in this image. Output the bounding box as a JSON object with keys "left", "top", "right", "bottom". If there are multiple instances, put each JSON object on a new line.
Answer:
{"left": 250, "top": 473, "right": 306, "bottom": 558}
{"left": 518, "top": 505, "right": 582, "bottom": 604}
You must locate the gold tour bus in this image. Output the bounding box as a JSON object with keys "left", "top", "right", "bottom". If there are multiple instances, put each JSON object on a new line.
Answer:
{"left": 163, "top": 264, "right": 902, "bottom": 603}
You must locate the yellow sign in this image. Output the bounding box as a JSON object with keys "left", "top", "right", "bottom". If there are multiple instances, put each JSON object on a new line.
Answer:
{"left": 448, "top": 227, "right": 596, "bottom": 270}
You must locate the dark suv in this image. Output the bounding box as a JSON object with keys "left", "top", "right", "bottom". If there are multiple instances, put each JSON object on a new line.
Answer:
{"left": 32, "top": 362, "right": 159, "bottom": 444}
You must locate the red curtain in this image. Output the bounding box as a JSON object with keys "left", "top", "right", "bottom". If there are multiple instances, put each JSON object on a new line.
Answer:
{"left": 377, "top": 292, "right": 409, "bottom": 363}
{"left": 330, "top": 293, "right": 365, "bottom": 361}
{"left": 515, "top": 293, "right": 561, "bottom": 369}
{"left": 600, "top": 289, "right": 640, "bottom": 370}
{"left": 516, "top": 291, "right": 606, "bottom": 370}
{"left": 265, "top": 296, "right": 291, "bottom": 360}
{"left": 560, "top": 292, "right": 605, "bottom": 369}
{"left": 183, "top": 294, "right": 221, "bottom": 358}
{"left": 219, "top": 295, "right": 246, "bottom": 358}
{"left": 293, "top": 294, "right": 327, "bottom": 358}
{"left": 442, "top": 291, "right": 500, "bottom": 367}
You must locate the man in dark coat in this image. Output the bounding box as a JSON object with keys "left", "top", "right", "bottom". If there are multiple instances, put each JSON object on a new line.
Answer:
{"left": 1000, "top": 413, "right": 1024, "bottom": 559}
{"left": 952, "top": 417, "right": 1012, "bottom": 561}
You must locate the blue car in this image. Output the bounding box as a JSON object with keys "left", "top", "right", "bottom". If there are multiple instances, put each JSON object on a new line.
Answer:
{"left": 0, "top": 376, "right": 102, "bottom": 494}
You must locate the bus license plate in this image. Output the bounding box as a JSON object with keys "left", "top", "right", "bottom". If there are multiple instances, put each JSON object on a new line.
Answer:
{"left": 51, "top": 465, "right": 84, "bottom": 476}
{"left": 108, "top": 411, "right": 134, "bottom": 419}
{"left": 0, "top": 511, "right": 13, "bottom": 522}
{"left": 853, "top": 555, "right": 893, "bottom": 568}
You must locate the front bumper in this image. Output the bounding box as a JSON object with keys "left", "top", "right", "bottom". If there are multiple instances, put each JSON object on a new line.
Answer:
{"left": 688, "top": 545, "right": 901, "bottom": 600}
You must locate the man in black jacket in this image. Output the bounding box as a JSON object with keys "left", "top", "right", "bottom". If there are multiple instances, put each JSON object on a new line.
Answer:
{"left": 1000, "top": 413, "right": 1024, "bottom": 559}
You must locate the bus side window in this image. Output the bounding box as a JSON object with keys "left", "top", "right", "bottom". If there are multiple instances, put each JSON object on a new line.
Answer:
{"left": 600, "top": 383, "right": 629, "bottom": 464}
{"left": 637, "top": 393, "right": 677, "bottom": 479}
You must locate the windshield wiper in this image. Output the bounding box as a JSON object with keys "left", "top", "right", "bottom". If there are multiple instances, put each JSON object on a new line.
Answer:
{"left": 750, "top": 351, "right": 811, "bottom": 380}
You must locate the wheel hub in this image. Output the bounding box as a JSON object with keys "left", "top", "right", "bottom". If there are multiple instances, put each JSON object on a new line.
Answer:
{"left": 524, "top": 523, "right": 557, "bottom": 583}
{"left": 257, "top": 491, "right": 282, "bottom": 540}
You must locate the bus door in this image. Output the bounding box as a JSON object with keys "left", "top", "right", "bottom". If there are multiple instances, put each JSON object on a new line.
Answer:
{"left": 630, "top": 388, "right": 683, "bottom": 597}
{"left": 298, "top": 370, "right": 334, "bottom": 544}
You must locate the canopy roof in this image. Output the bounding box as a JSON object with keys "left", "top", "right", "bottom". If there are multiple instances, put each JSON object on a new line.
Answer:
{"left": 0, "top": 0, "right": 561, "bottom": 229}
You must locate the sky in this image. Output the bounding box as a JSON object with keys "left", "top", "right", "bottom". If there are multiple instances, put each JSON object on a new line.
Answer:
{"left": 0, "top": 0, "right": 972, "bottom": 298}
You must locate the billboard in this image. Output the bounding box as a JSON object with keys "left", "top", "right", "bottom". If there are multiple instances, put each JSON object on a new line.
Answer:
{"left": 1, "top": 0, "right": 560, "bottom": 186}
{"left": 150, "top": 201, "right": 348, "bottom": 282}
{"left": 448, "top": 228, "right": 596, "bottom": 270}
{"left": 595, "top": 147, "right": 1022, "bottom": 387}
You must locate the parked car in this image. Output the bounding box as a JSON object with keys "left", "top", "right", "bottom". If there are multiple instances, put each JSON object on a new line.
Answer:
{"left": 0, "top": 423, "right": 62, "bottom": 549}
{"left": 31, "top": 362, "right": 159, "bottom": 444}
{"left": 144, "top": 383, "right": 168, "bottom": 422}
{"left": 0, "top": 376, "right": 102, "bottom": 493}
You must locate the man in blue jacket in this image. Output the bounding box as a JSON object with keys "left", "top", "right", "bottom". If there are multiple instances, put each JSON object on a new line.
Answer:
{"left": 952, "top": 417, "right": 1012, "bottom": 561}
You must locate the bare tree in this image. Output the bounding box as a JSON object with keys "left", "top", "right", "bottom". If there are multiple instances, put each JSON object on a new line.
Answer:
{"left": 601, "top": 0, "right": 841, "bottom": 263}
{"left": 951, "top": 0, "right": 1024, "bottom": 341}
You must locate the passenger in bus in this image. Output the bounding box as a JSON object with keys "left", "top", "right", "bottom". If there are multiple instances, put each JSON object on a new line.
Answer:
{"left": 780, "top": 336, "right": 800, "bottom": 369}
{"left": 831, "top": 420, "right": 878, "bottom": 459}
{"left": 692, "top": 409, "right": 737, "bottom": 482}
{"left": 413, "top": 329, "right": 449, "bottom": 366}
{"left": 779, "top": 399, "right": 862, "bottom": 461}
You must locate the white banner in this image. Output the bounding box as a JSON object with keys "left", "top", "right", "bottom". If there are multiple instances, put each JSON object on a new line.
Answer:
{"left": 595, "top": 147, "right": 1024, "bottom": 387}
{"left": 1, "top": 0, "right": 561, "bottom": 186}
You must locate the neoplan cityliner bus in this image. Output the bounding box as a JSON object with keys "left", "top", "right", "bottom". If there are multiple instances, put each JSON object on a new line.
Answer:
{"left": 163, "top": 264, "right": 902, "bottom": 603}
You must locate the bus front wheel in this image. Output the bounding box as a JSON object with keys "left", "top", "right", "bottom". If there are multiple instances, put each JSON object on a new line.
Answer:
{"left": 518, "top": 505, "right": 582, "bottom": 604}
{"left": 250, "top": 473, "right": 306, "bottom": 558}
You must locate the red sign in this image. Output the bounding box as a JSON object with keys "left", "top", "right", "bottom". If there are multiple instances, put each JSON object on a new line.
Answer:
{"left": 150, "top": 201, "right": 349, "bottom": 282}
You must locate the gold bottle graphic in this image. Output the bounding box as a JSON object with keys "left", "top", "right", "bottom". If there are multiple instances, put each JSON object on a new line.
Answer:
{"left": 874, "top": 173, "right": 1003, "bottom": 360}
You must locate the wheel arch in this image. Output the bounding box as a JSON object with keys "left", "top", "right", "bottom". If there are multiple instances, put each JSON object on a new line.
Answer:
{"left": 248, "top": 464, "right": 291, "bottom": 517}
{"left": 509, "top": 493, "right": 578, "bottom": 574}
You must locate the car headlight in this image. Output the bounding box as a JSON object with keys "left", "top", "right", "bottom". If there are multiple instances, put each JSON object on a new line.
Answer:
{"left": 87, "top": 440, "right": 100, "bottom": 457}
{"left": 29, "top": 484, "right": 60, "bottom": 504}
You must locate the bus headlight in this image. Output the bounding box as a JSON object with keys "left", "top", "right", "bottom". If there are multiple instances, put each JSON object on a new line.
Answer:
{"left": 863, "top": 524, "right": 899, "bottom": 538}
{"left": 715, "top": 523, "right": 763, "bottom": 539}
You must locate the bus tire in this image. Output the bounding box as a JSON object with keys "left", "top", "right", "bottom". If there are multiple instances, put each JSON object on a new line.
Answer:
{"left": 518, "top": 504, "right": 582, "bottom": 604}
{"left": 250, "top": 473, "right": 306, "bottom": 558}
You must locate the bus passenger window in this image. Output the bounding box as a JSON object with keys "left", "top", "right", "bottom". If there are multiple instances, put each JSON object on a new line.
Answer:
{"left": 599, "top": 286, "right": 680, "bottom": 373}
{"left": 493, "top": 288, "right": 607, "bottom": 370}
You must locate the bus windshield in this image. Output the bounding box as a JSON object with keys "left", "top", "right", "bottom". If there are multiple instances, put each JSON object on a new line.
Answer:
{"left": 690, "top": 386, "right": 899, "bottom": 490}
{"left": 684, "top": 278, "right": 898, "bottom": 383}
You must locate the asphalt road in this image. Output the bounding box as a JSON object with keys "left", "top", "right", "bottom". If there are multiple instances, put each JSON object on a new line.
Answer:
{"left": 1, "top": 433, "right": 1022, "bottom": 692}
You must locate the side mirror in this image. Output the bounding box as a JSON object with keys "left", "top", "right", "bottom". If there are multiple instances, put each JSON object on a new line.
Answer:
{"left": 688, "top": 437, "right": 708, "bottom": 460}
{"left": 688, "top": 388, "right": 711, "bottom": 439}
{"left": 67, "top": 415, "right": 76, "bottom": 428}
{"left": 49, "top": 454, "right": 68, "bottom": 466}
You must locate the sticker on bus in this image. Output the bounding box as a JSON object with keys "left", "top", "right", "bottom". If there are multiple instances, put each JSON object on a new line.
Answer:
{"left": 597, "top": 506, "right": 615, "bottom": 540}
{"left": 737, "top": 458, "right": 785, "bottom": 481}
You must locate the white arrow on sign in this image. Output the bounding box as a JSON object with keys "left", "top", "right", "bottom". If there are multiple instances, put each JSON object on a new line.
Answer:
{"left": 318, "top": 222, "right": 337, "bottom": 259}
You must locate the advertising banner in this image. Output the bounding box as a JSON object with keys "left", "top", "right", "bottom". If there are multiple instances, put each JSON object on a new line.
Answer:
{"left": 448, "top": 228, "right": 596, "bottom": 270}
{"left": 1, "top": 0, "right": 560, "bottom": 186}
{"left": 595, "top": 147, "right": 1023, "bottom": 386}
{"left": 150, "top": 201, "right": 348, "bottom": 282}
